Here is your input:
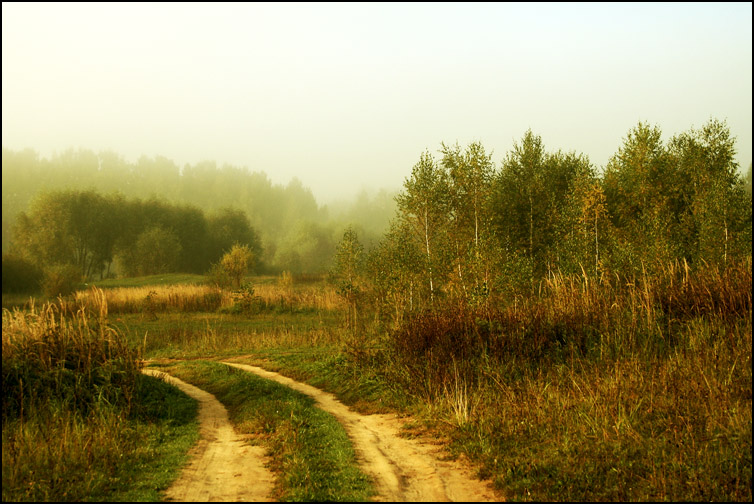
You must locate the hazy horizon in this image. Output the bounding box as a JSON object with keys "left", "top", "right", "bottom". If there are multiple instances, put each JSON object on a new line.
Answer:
{"left": 3, "top": 2, "right": 752, "bottom": 205}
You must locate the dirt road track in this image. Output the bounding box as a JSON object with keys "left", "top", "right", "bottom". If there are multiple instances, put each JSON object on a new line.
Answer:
{"left": 223, "top": 361, "right": 502, "bottom": 502}
{"left": 142, "top": 369, "right": 275, "bottom": 502}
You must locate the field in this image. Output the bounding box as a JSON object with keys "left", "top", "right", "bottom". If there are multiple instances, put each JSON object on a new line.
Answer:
{"left": 2, "top": 264, "right": 752, "bottom": 501}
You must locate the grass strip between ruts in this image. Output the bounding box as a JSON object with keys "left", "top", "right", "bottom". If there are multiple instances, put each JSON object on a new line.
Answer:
{"left": 157, "top": 359, "right": 375, "bottom": 502}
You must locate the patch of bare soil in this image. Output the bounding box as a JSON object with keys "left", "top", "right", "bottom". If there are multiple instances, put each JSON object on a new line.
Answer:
{"left": 222, "top": 361, "right": 503, "bottom": 502}
{"left": 141, "top": 369, "right": 275, "bottom": 502}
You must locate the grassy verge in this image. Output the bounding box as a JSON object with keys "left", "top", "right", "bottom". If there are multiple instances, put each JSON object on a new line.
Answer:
{"left": 1, "top": 375, "right": 200, "bottom": 502}
{"left": 2, "top": 296, "right": 200, "bottom": 502}
{"left": 229, "top": 341, "right": 407, "bottom": 415}
{"left": 158, "top": 359, "right": 374, "bottom": 502}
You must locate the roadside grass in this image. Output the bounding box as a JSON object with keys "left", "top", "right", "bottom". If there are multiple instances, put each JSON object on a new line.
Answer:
{"left": 223, "top": 260, "right": 753, "bottom": 501}
{"left": 2, "top": 292, "right": 199, "bottom": 502}
{"left": 157, "top": 359, "right": 374, "bottom": 502}
{"left": 383, "top": 259, "right": 753, "bottom": 501}
{"left": 227, "top": 343, "right": 405, "bottom": 415}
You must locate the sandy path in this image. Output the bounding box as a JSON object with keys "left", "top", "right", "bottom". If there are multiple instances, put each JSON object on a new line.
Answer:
{"left": 141, "top": 369, "right": 275, "bottom": 502}
{"left": 222, "top": 361, "right": 502, "bottom": 502}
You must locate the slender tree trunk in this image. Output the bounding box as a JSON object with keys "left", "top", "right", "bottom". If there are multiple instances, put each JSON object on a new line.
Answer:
{"left": 424, "top": 206, "right": 434, "bottom": 304}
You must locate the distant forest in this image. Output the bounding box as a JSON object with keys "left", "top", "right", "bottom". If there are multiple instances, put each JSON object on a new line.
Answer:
{"left": 2, "top": 118, "right": 752, "bottom": 294}
{"left": 1, "top": 148, "right": 397, "bottom": 276}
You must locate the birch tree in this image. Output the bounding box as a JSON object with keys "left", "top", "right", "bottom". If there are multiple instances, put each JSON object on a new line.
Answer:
{"left": 396, "top": 151, "right": 450, "bottom": 306}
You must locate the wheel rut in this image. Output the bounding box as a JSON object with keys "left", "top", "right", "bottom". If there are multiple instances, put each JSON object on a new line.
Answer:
{"left": 142, "top": 369, "right": 275, "bottom": 502}
{"left": 221, "top": 361, "right": 502, "bottom": 502}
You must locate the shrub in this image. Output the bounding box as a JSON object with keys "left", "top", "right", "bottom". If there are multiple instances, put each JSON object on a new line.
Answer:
{"left": 207, "top": 261, "right": 232, "bottom": 289}
{"left": 41, "top": 263, "right": 82, "bottom": 297}
{"left": 221, "top": 244, "right": 255, "bottom": 289}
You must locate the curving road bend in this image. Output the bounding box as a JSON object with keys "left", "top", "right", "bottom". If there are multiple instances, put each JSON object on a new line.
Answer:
{"left": 222, "top": 361, "right": 502, "bottom": 502}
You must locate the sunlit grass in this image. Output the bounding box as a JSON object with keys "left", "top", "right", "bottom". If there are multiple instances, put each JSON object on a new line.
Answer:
{"left": 2, "top": 290, "right": 199, "bottom": 502}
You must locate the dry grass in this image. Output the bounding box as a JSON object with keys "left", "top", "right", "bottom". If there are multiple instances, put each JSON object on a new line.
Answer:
{"left": 71, "top": 278, "right": 344, "bottom": 317}
{"left": 252, "top": 280, "right": 344, "bottom": 312}
{"left": 73, "top": 284, "right": 223, "bottom": 315}
{"left": 2, "top": 288, "right": 199, "bottom": 502}
{"left": 387, "top": 257, "right": 752, "bottom": 501}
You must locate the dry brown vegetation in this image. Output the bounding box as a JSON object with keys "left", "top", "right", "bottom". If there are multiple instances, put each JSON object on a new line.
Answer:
{"left": 380, "top": 258, "right": 751, "bottom": 500}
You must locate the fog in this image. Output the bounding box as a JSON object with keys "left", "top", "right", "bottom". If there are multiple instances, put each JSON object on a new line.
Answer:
{"left": 2, "top": 2, "right": 752, "bottom": 204}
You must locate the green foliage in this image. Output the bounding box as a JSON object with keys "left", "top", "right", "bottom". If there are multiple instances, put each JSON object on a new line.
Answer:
{"left": 207, "top": 208, "right": 263, "bottom": 270}
{"left": 9, "top": 189, "right": 267, "bottom": 280}
{"left": 219, "top": 243, "right": 255, "bottom": 289}
{"left": 331, "top": 227, "right": 365, "bottom": 330}
{"left": 122, "top": 225, "right": 183, "bottom": 276}
{"left": 207, "top": 260, "right": 233, "bottom": 289}
{"left": 396, "top": 150, "right": 452, "bottom": 305}
{"left": 3, "top": 148, "right": 375, "bottom": 273}
{"left": 273, "top": 221, "right": 336, "bottom": 275}
{"left": 1, "top": 254, "right": 43, "bottom": 294}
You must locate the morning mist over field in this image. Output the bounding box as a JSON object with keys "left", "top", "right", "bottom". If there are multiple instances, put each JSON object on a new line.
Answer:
{"left": 2, "top": 2, "right": 751, "bottom": 204}
{"left": 2, "top": 3, "right": 752, "bottom": 502}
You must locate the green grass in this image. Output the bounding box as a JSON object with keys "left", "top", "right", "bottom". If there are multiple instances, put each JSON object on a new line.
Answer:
{"left": 2, "top": 373, "right": 199, "bottom": 502}
{"left": 229, "top": 342, "right": 407, "bottom": 415}
{"left": 2, "top": 296, "right": 200, "bottom": 502}
{"left": 158, "top": 360, "right": 374, "bottom": 502}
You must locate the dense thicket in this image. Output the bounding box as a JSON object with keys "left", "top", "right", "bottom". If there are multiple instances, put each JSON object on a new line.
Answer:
{"left": 343, "top": 119, "right": 752, "bottom": 329}
{"left": 8, "top": 191, "right": 262, "bottom": 283}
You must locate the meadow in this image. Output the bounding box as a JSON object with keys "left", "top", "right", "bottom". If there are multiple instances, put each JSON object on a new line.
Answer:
{"left": 2, "top": 261, "right": 751, "bottom": 501}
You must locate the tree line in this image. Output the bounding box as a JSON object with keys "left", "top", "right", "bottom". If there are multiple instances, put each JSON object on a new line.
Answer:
{"left": 3, "top": 191, "right": 262, "bottom": 292}
{"left": 332, "top": 119, "right": 752, "bottom": 325}
{"left": 1, "top": 148, "right": 397, "bottom": 274}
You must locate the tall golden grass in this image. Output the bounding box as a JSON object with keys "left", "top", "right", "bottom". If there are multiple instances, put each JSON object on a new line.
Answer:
{"left": 71, "top": 280, "right": 344, "bottom": 316}
{"left": 73, "top": 284, "right": 224, "bottom": 315}
{"left": 2, "top": 288, "right": 155, "bottom": 501}
{"left": 385, "top": 257, "right": 752, "bottom": 500}
{"left": 3, "top": 287, "right": 141, "bottom": 419}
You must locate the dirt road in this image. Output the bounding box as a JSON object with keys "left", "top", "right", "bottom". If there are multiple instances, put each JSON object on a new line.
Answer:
{"left": 141, "top": 369, "right": 275, "bottom": 502}
{"left": 222, "top": 361, "right": 502, "bottom": 502}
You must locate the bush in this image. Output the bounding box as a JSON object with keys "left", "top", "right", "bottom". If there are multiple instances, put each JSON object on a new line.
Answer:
{"left": 221, "top": 244, "right": 254, "bottom": 289}
{"left": 207, "top": 261, "right": 232, "bottom": 289}
{"left": 1, "top": 254, "right": 43, "bottom": 294}
{"left": 41, "top": 264, "right": 82, "bottom": 297}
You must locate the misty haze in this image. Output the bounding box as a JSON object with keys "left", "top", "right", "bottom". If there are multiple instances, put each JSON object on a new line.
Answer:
{"left": 2, "top": 3, "right": 751, "bottom": 503}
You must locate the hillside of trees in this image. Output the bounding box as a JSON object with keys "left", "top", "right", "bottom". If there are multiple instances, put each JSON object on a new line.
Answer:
{"left": 1, "top": 149, "right": 397, "bottom": 277}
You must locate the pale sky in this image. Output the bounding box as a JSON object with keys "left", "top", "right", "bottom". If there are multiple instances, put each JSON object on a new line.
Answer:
{"left": 2, "top": 2, "right": 752, "bottom": 203}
